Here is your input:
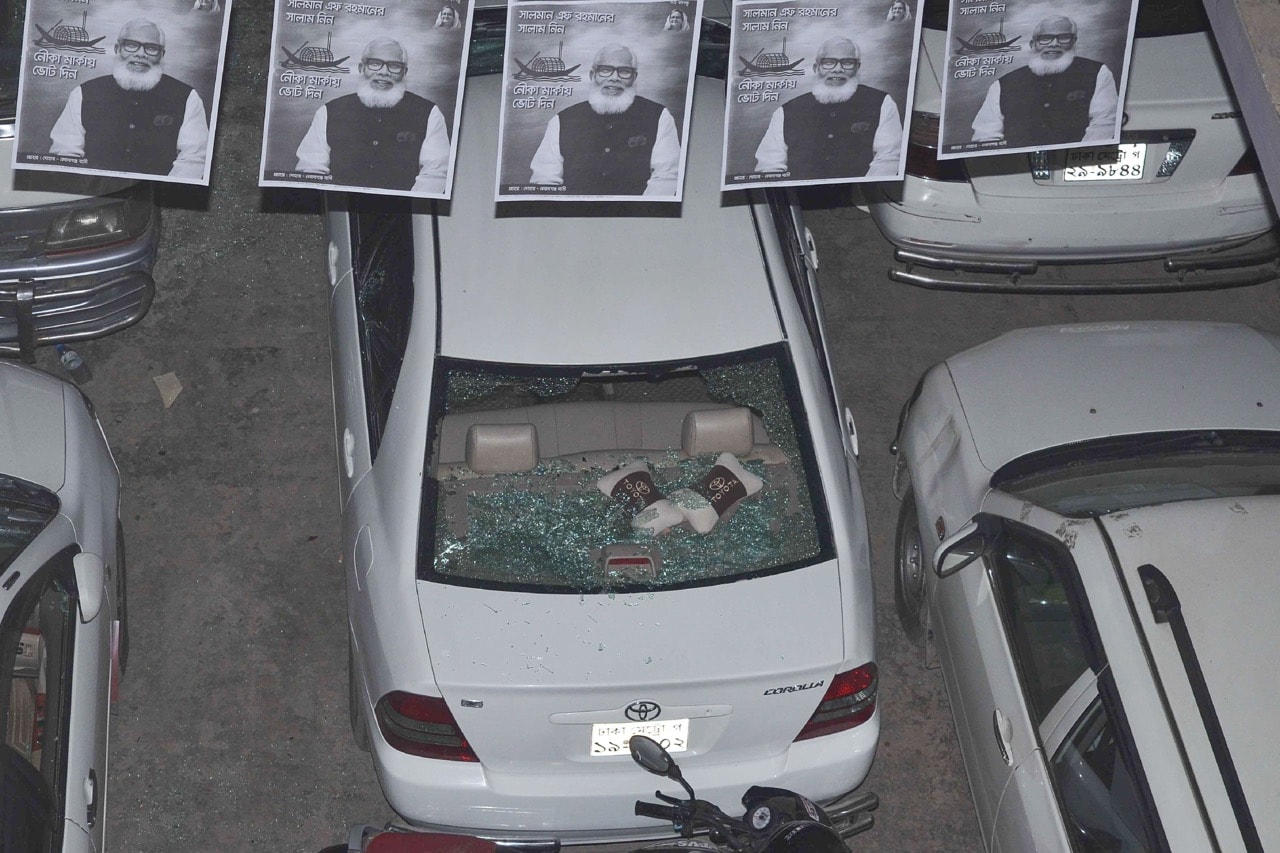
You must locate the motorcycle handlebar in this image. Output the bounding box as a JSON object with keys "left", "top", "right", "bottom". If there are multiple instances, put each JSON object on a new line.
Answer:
{"left": 634, "top": 801, "right": 679, "bottom": 822}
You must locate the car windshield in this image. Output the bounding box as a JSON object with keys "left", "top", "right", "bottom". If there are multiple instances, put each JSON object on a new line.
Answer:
{"left": 921, "top": 0, "right": 1209, "bottom": 36}
{"left": 0, "top": 475, "right": 59, "bottom": 574}
{"left": 992, "top": 430, "right": 1280, "bottom": 518}
{"left": 0, "top": 0, "right": 25, "bottom": 121}
{"left": 421, "top": 344, "right": 833, "bottom": 593}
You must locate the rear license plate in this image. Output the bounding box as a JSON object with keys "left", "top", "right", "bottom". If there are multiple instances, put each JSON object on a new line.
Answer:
{"left": 589, "top": 719, "right": 689, "bottom": 756}
{"left": 1062, "top": 144, "right": 1147, "bottom": 181}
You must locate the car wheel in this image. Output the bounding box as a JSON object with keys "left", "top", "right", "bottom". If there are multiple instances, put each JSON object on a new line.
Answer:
{"left": 115, "top": 521, "right": 130, "bottom": 675}
{"left": 349, "top": 639, "right": 370, "bottom": 752}
{"left": 894, "top": 490, "right": 927, "bottom": 644}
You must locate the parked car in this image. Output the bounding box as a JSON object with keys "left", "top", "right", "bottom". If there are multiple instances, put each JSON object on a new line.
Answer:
{"left": 0, "top": 360, "right": 127, "bottom": 851}
{"left": 324, "top": 12, "right": 877, "bottom": 844}
{"left": 891, "top": 320, "right": 1280, "bottom": 850}
{"left": 866, "top": 0, "right": 1279, "bottom": 292}
{"left": 0, "top": 0, "right": 157, "bottom": 359}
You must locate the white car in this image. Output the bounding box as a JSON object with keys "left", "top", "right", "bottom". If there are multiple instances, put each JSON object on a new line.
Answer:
{"left": 891, "top": 321, "right": 1280, "bottom": 850}
{"left": 324, "top": 14, "right": 877, "bottom": 844}
{"left": 0, "top": 360, "right": 126, "bottom": 851}
{"left": 866, "top": 0, "right": 1278, "bottom": 292}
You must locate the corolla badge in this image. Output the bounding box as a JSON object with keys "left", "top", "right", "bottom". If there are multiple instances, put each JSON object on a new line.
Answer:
{"left": 625, "top": 700, "right": 661, "bottom": 721}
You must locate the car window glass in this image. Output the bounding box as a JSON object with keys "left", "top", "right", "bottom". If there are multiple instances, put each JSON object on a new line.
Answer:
{"left": 422, "top": 344, "right": 834, "bottom": 593}
{"left": 0, "top": 476, "right": 60, "bottom": 575}
{"left": 1051, "top": 697, "right": 1157, "bottom": 851}
{"left": 349, "top": 196, "right": 414, "bottom": 458}
{"left": 990, "top": 525, "right": 1090, "bottom": 726}
{"left": 0, "top": 546, "right": 78, "bottom": 852}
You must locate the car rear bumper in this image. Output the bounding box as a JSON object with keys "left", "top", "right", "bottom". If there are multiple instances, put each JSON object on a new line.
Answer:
{"left": 370, "top": 712, "right": 879, "bottom": 842}
{"left": 0, "top": 189, "right": 158, "bottom": 358}
{"left": 867, "top": 175, "right": 1280, "bottom": 293}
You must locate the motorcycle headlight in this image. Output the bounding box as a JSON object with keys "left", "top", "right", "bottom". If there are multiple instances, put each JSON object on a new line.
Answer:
{"left": 45, "top": 197, "right": 151, "bottom": 253}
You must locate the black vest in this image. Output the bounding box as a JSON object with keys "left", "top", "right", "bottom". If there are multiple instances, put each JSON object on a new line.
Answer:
{"left": 80, "top": 74, "right": 192, "bottom": 174}
{"left": 557, "top": 96, "right": 664, "bottom": 195}
{"left": 325, "top": 91, "right": 437, "bottom": 190}
{"left": 781, "top": 87, "right": 888, "bottom": 180}
{"left": 998, "top": 58, "right": 1102, "bottom": 148}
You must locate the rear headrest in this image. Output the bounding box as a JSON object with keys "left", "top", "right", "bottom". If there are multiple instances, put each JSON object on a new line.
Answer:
{"left": 681, "top": 408, "right": 755, "bottom": 457}
{"left": 465, "top": 424, "right": 539, "bottom": 474}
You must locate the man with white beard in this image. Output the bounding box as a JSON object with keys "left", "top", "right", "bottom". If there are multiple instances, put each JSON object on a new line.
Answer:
{"left": 529, "top": 43, "right": 680, "bottom": 196}
{"left": 753, "top": 37, "right": 902, "bottom": 180}
{"left": 971, "top": 15, "right": 1118, "bottom": 148}
{"left": 295, "top": 37, "right": 450, "bottom": 193}
{"left": 49, "top": 18, "right": 208, "bottom": 179}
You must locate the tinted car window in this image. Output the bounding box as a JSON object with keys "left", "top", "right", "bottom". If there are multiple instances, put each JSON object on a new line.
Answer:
{"left": 1052, "top": 698, "right": 1159, "bottom": 851}
{"left": 421, "top": 345, "right": 833, "bottom": 592}
{"left": 348, "top": 197, "right": 414, "bottom": 458}
{"left": 0, "top": 477, "right": 59, "bottom": 574}
{"left": 990, "top": 523, "right": 1090, "bottom": 726}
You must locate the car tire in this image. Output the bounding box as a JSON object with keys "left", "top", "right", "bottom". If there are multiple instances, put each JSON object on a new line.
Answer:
{"left": 349, "top": 639, "right": 370, "bottom": 752}
{"left": 115, "top": 521, "right": 130, "bottom": 675}
{"left": 894, "top": 490, "right": 927, "bottom": 645}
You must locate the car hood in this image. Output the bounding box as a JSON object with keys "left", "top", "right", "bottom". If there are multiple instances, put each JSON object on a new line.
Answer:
{"left": 0, "top": 363, "right": 66, "bottom": 490}
{"left": 0, "top": 136, "right": 135, "bottom": 209}
{"left": 1099, "top": 496, "right": 1279, "bottom": 849}
{"left": 417, "top": 560, "right": 845, "bottom": 771}
{"left": 946, "top": 321, "right": 1280, "bottom": 474}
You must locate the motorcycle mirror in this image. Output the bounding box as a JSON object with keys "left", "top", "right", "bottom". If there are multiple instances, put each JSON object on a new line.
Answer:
{"left": 629, "top": 735, "right": 674, "bottom": 777}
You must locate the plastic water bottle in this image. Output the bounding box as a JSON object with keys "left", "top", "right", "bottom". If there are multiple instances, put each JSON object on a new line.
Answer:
{"left": 55, "top": 344, "right": 93, "bottom": 385}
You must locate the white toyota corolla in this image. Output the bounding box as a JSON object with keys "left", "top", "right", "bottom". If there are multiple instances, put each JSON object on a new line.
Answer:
{"left": 892, "top": 321, "right": 1279, "bottom": 850}
{"left": 0, "top": 360, "right": 126, "bottom": 852}
{"left": 323, "top": 16, "right": 877, "bottom": 844}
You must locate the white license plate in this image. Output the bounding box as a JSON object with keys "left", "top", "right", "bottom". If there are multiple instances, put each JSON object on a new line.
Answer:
{"left": 589, "top": 719, "right": 689, "bottom": 756}
{"left": 1062, "top": 144, "right": 1147, "bottom": 181}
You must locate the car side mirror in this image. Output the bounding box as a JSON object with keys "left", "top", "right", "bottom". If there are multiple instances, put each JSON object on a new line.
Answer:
{"left": 629, "top": 735, "right": 675, "bottom": 777}
{"left": 73, "top": 552, "right": 106, "bottom": 623}
{"left": 933, "top": 517, "right": 995, "bottom": 579}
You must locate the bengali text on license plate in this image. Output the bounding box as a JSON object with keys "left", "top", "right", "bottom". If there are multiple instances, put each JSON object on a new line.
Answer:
{"left": 590, "top": 719, "right": 689, "bottom": 756}
{"left": 1062, "top": 144, "right": 1146, "bottom": 181}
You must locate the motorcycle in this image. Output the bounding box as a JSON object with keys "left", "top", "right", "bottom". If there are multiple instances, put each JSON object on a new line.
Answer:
{"left": 321, "top": 735, "right": 878, "bottom": 853}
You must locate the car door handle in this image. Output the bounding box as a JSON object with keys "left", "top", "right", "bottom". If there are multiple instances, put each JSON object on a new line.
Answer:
{"left": 85, "top": 769, "right": 97, "bottom": 826}
{"left": 343, "top": 428, "right": 355, "bottom": 478}
{"left": 992, "top": 708, "right": 1014, "bottom": 766}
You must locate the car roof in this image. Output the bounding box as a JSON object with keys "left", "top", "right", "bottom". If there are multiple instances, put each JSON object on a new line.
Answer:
{"left": 945, "top": 321, "right": 1280, "bottom": 474}
{"left": 1099, "top": 496, "right": 1279, "bottom": 848}
{"left": 433, "top": 73, "right": 784, "bottom": 366}
{"left": 0, "top": 362, "right": 65, "bottom": 491}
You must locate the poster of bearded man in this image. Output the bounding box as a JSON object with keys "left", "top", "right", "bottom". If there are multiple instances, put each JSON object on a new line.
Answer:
{"left": 258, "top": 0, "right": 472, "bottom": 199}
{"left": 496, "top": 0, "right": 700, "bottom": 202}
{"left": 722, "top": 0, "right": 921, "bottom": 190}
{"left": 12, "top": 0, "right": 232, "bottom": 185}
{"left": 936, "top": 0, "right": 1137, "bottom": 159}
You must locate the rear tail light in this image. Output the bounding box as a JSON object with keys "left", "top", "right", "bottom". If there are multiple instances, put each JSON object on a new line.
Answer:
{"left": 794, "top": 663, "right": 878, "bottom": 741}
{"left": 1229, "top": 146, "right": 1261, "bottom": 176}
{"left": 905, "top": 113, "right": 968, "bottom": 182}
{"left": 374, "top": 691, "right": 479, "bottom": 761}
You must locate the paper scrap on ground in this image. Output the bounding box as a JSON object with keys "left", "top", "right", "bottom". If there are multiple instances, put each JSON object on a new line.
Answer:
{"left": 153, "top": 372, "right": 183, "bottom": 408}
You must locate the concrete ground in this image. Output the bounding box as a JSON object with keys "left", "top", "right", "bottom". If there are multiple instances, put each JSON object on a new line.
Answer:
{"left": 32, "top": 4, "right": 1280, "bottom": 851}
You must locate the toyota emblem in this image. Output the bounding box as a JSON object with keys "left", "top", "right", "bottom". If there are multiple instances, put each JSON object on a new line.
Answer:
{"left": 625, "top": 701, "right": 661, "bottom": 721}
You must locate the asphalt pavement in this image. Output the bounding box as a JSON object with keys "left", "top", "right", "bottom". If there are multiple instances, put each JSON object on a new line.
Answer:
{"left": 30, "top": 3, "right": 1280, "bottom": 851}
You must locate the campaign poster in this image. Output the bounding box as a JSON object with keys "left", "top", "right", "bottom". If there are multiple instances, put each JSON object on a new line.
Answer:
{"left": 259, "top": 0, "right": 472, "bottom": 199}
{"left": 722, "top": 0, "right": 921, "bottom": 190}
{"left": 937, "top": 0, "right": 1137, "bottom": 160}
{"left": 495, "top": 0, "right": 701, "bottom": 202}
{"left": 12, "top": 0, "right": 231, "bottom": 186}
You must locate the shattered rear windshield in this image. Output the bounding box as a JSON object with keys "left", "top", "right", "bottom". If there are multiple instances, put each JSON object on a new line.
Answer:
{"left": 419, "top": 344, "right": 833, "bottom": 593}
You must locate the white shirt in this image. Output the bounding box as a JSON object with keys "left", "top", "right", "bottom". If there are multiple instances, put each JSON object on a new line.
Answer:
{"left": 971, "top": 62, "right": 1119, "bottom": 144}
{"left": 49, "top": 84, "right": 209, "bottom": 179}
{"left": 295, "top": 101, "right": 451, "bottom": 195}
{"left": 753, "top": 87, "right": 903, "bottom": 178}
{"left": 529, "top": 106, "right": 680, "bottom": 196}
